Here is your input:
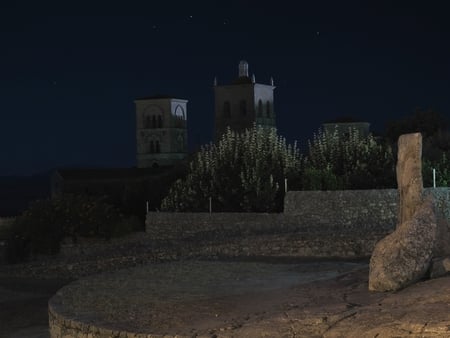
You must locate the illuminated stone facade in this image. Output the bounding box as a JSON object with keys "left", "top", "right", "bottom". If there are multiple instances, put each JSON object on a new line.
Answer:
{"left": 135, "top": 96, "right": 188, "bottom": 167}
{"left": 214, "top": 60, "right": 276, "bottom": 141}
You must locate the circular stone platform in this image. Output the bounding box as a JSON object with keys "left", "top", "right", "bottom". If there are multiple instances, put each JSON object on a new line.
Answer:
{"left": 48, "top": 260, "right": 365, "bottom": 337}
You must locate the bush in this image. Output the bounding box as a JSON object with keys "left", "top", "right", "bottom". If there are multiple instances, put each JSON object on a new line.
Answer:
{"left": 301, "top": 165, "right": 345, "bottom": 190}
{"left": 305, "top": 127, "right": 396, "bottom": 189}
{"left": 423, "top": 152, "right": 450, "bottom": 187}
{"left": 161, "top": 125, "right": 302, "bottom": 212}
{"left": 6, "top": 194, "right": 133, "bottom": 263}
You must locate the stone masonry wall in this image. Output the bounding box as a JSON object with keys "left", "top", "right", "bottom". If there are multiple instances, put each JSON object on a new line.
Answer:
{"left": 146, "top": 188, "right": 450, "bottom": 259}
{"left": 146, "top": 190, "right": 401, "bottom": 241}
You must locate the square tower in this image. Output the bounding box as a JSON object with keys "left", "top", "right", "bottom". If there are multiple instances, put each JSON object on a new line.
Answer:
{"left": 135, "top": 95, "right": 188, "bottom": 168}
{"left": 214, "top": 61, "right": 276, "bottom": 141}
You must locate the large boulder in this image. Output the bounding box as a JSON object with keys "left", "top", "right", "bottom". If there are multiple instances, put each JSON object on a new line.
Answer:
{"left": 369, "top": 133, "right": 434, "bottom": 291}
{"left": 369, "top": 196, "right": 437, "bottom": 291}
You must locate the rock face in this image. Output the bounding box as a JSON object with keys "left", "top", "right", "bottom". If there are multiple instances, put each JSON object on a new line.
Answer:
{"left": 369, "top": 133, "right": 437, "bottom": 291}
{"left": 396, "top": 133, "right": 423, "bottom": 225}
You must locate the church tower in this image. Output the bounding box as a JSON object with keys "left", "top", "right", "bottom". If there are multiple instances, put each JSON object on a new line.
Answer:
{"left": 134, "top": 95, "right": 188, "bottom": 168}
{"left": 214, "top": 60, "right": 276, "bottom": 141}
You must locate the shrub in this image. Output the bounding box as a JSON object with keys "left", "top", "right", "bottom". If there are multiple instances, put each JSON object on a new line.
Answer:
{"left": 301, "top": 164, "right": 345, "bottom": 190}
{"left": 6, "top": 194, "right": 133, "bottom": 263}
{"left": 423, "top": 152, "right": 450, "bottom": 187}
{"left": 305, "top": 127, "right": 396, "bottom": 189}
{"left": 161, "top": 125, "right": 302, "bottom": 212}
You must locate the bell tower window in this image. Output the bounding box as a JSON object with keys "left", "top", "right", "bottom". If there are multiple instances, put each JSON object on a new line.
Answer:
{"left": 150, "top": 141, "right": 155, "bottom": 153}
{"left": 266, "top": 101, "right": 271, "bottom": 118}
{"left": 157, "top": 115, "right": 163, "bottom": 128}
{"left": 257, "top": 99, "right": 263, "bottom": 117}
{"left": 223, "top": 101, "right": 231, "bottom": 118}
{"left": 144, "top": 116, "right": 151, "bottom": 128}
{"left": 240, "top": 100, "right": 247, "bottom": 116}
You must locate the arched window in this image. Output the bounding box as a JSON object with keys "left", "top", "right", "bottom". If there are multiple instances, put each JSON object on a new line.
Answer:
{"left": 257, "top": 99, "right": 263, "bottom": 117}
{"left": 240, "top": 100, "right": 247, "bottom": 116}
{"left": 152, "top": 116, "right": 157, "bottom": 128}
{"left": 150, "top": 141, "right": 155, "bottom": 153}
{"left": 177, "top": 134, "right": 184, "bottom": 152}
{"left": 155, "top": 140, "right": 161, "bottom": 153}
{"left": 157, "top": 115, "right": 162, "bottom": 128}
{"left": 266, "top": 101, "right": 271, "bottom": 118}
{"left": 223, "top": 101, "right": 231, "bottom": 118}
{"left": 144, "top": 116, "right": 151, "bottom": 128}
{"left": 174, "top": 105, "right": 185, "bottom": 128}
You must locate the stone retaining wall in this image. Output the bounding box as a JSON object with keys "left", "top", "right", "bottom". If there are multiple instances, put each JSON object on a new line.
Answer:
{"left": 145, "top": 188, "right": 450, "bottom": 259}
{"left": 49, "top": 301, "right": 173, "bottom": 338}
{"left": 146, "top": 190, "right": 402, "bottom": 241}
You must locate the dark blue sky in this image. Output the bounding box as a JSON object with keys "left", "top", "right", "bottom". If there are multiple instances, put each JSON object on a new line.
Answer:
{"left": 2, "top": 1, "right": 450, "bottom": 176}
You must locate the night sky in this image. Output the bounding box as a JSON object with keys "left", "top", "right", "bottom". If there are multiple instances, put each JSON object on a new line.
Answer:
{"left": 2, "top": 1, "right": 450, "bottom": 176}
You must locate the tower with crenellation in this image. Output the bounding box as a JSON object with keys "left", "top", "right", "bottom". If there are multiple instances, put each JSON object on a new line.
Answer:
{"left": 213, "top": 60, "right": 276, "bottom": 141}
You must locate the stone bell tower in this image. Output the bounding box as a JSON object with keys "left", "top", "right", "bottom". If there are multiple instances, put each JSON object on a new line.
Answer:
{"left": 213, "top": 60, "right": 276, "bottom": 141}
{"left": 135, "top": 95, "right": 188, "bottom": 168}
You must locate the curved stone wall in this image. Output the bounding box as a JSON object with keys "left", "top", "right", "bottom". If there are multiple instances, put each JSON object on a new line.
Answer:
{"left": 49, "top": 297, "right": 179, "bottom": 338}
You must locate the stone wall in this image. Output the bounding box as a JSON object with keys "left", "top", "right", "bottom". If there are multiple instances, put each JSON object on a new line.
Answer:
{"left": 146, "top": 190, "right": 402, "bottom": 241}
{"left": 146, "top": 188, "right": 450, "bottom": 259}
{"left": 284, "top": 189, "right": 399, "bottom": 224}
{"left": 49, "top": 301, "right": 166, "bottom": 338}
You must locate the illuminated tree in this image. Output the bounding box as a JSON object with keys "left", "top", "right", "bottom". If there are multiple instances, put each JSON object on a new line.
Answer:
{"left": 304, "top": 126, "right": 395, "bottom": 189}
{"left": 161, "top": 125, "right": 302, "bottom": 212}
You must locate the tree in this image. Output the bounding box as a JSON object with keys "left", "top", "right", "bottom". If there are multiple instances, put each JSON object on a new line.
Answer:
{"left": 161, "top": 125, "right": 302, "bottom": 212}
{"left": 304, "top": 126, "right": 395, "bottom": 189}
{"left": 386, "top": 108, "right": 448, "bottom": 144}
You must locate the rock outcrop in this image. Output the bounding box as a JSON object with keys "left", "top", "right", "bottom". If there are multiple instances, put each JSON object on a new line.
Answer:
{"left": 369, "top": 133, "right": 438, "bottom": 291}
{"left": 369, "top": 196, "right": 437, "bottom": 291}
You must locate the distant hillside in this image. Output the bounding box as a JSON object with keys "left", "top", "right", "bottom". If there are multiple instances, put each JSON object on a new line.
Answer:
{"left": 0, "top": 174, "right": 50, "bottom": 216}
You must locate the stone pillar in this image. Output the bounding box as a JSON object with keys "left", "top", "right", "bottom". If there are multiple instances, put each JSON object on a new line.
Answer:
{"left": 396, "top": 133, "right": 423, "bottom": 225}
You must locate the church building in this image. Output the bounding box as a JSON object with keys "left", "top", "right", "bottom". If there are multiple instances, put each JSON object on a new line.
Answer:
{"left": 214, "top": 60, "right": 276, "bottom": 141}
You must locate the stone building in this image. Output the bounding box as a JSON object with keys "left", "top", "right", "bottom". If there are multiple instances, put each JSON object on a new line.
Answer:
{"left": 135, "top": 95, "right": 188, "bottom": 168}
{"left": 322, "top": 117, "right": 371, "bottom": 138}
{"left": 214, "top": 60, "right": 276, "bottom": 141}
